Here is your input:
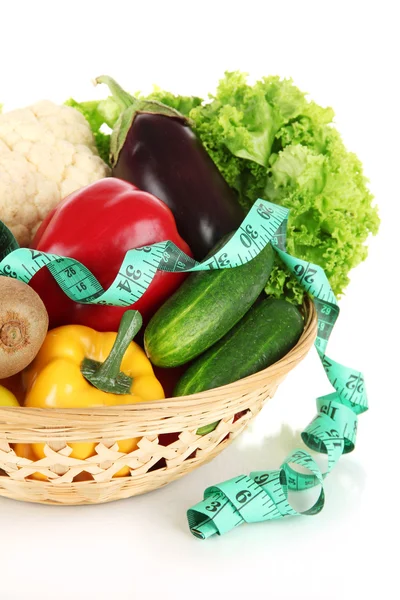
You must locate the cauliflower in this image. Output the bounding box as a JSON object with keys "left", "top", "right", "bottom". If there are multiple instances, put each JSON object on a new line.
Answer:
{"left": 0, "top": 100, "right": 110, "bottom": 246}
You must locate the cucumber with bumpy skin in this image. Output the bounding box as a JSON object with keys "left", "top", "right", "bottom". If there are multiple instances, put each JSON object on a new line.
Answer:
{"left": 174, "top": 298, "right": 304, "bottom": 396}
{"left": 144, "top": 238, "right": 275, "bottom": 367}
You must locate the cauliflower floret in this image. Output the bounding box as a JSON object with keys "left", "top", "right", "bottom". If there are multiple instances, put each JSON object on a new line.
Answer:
{"left": 0, "top": 101, "right": 110, "bottom": 246}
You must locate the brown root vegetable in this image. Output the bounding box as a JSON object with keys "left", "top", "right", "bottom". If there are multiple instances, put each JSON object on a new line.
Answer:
{"left": 0, "top": 276, "right": 48, "bottom": 378}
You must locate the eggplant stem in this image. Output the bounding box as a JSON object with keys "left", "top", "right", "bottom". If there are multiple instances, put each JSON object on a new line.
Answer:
{"left": 95, "top": 75, "right": 137, "bottom": 110}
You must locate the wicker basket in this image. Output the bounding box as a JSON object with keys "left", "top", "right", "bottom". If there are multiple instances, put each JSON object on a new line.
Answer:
{"left": 0, "top": 298, "right": 317, "bottom": 505}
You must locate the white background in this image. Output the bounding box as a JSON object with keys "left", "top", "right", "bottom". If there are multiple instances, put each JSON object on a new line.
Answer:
{"left": 0, "top": 1, "right": 398, "bottom": 598}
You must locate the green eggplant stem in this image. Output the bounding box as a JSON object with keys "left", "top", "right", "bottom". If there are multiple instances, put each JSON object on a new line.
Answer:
{"left": 95, "top": 75, "right": 137, "bottom": 110}
{"left": 81, "top": 310, "right": 143, "bottom": 395}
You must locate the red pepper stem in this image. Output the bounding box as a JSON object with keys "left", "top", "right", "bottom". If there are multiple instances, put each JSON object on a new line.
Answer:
{"left": 81, "top": 310, "right": 143, "bottom": 395}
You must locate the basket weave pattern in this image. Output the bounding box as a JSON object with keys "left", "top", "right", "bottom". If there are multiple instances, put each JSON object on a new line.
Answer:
{"left": 0, "top": 298, "right": 317, "bottom": 505}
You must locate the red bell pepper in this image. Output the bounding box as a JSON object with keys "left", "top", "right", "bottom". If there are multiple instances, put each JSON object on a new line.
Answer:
{"left": 30, "top": 178, "right": 192, "bottom": 332}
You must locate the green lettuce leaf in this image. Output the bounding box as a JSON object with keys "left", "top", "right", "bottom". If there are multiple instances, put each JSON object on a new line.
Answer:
{"left": 137, "top": 86, "right": 203, "bottom": 116}
{"left": 187, "top": 72, "right": 379, "bottom": 301}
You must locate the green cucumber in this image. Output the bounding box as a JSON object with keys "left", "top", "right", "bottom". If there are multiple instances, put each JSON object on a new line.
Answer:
{"left": 144, "top": 239, "right": 275, "bottom": 367}
{"left": 174, "top": 298, "right": 304, "bottom": 396}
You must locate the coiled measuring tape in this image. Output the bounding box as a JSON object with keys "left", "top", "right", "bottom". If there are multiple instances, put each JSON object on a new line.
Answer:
{"left": 0, "top": 198, "right": 367, "bottom": 538}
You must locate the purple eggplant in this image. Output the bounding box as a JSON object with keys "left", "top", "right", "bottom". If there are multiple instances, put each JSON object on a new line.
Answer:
{"left": 97, "top": 76, "right": 244, "bottom": 260}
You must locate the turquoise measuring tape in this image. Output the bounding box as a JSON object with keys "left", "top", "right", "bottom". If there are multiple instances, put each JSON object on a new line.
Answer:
{"left": 0, "top": 198, "right": 367, "bottom": 538}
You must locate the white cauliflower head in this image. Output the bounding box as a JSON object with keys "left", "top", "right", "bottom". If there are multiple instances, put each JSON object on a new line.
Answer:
{"left": 0, "top": 100, "right": 110, "bottom": 246}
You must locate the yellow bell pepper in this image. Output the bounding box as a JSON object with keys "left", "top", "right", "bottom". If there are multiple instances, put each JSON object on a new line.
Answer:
{"left": 22, "top": 311, "right": 164, "bottom": 478}
{"left": 0, "top": 384, "right": 20, "bottom": 406}
{"left": 0, "top": 375, "right": 25, "bottom": 404}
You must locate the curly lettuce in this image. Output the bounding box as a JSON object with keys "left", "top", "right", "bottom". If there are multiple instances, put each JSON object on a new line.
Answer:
{"left": 186, "top": 73, "right": 379, "bottom": 302}
{"left": 68, "top": 72, "right": 379, "bottom": 302}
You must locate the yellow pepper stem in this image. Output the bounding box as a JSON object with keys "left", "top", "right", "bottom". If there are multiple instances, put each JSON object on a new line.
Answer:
{"left": 81, "top": 310, "right": 143, "bottom": 394}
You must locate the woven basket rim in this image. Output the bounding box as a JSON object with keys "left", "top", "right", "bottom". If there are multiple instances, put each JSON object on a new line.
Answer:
{"left": 0, "top": 296, "right": 317, "bottom": 419}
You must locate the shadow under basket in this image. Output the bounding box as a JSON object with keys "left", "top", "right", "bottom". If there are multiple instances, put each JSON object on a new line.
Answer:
{"left": 0, "top": 298, "right": 317, "bottom": 506}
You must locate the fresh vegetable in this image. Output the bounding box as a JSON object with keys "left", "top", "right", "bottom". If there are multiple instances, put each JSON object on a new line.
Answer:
{"left": 30, "top": 178, "right": 192, "bottom": 331}
{"left": 24, "top": 310, "right": 163, "bottom": 406}
{"left": 144, "top": 238, "right": 275, "bottom": 367}
{"left": 76, "top": 72, "right": 379, "bottom": 301}
{"left": 0, "top": 100, "right": 110, "bottom": 246}
{"left": 88, "top": 76, "right": 244, "bottom": 260}
{"left": 175, "top": 298, "right": 304, "bottom": 396}
{"left": 0, "top": 276, "right": 48, "bottom": 379}
{"left": 23, "top": 311, "right": 164, "bottom": 477}
{"left": 0, "top": 384, "right": 19, "bottom": 406}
